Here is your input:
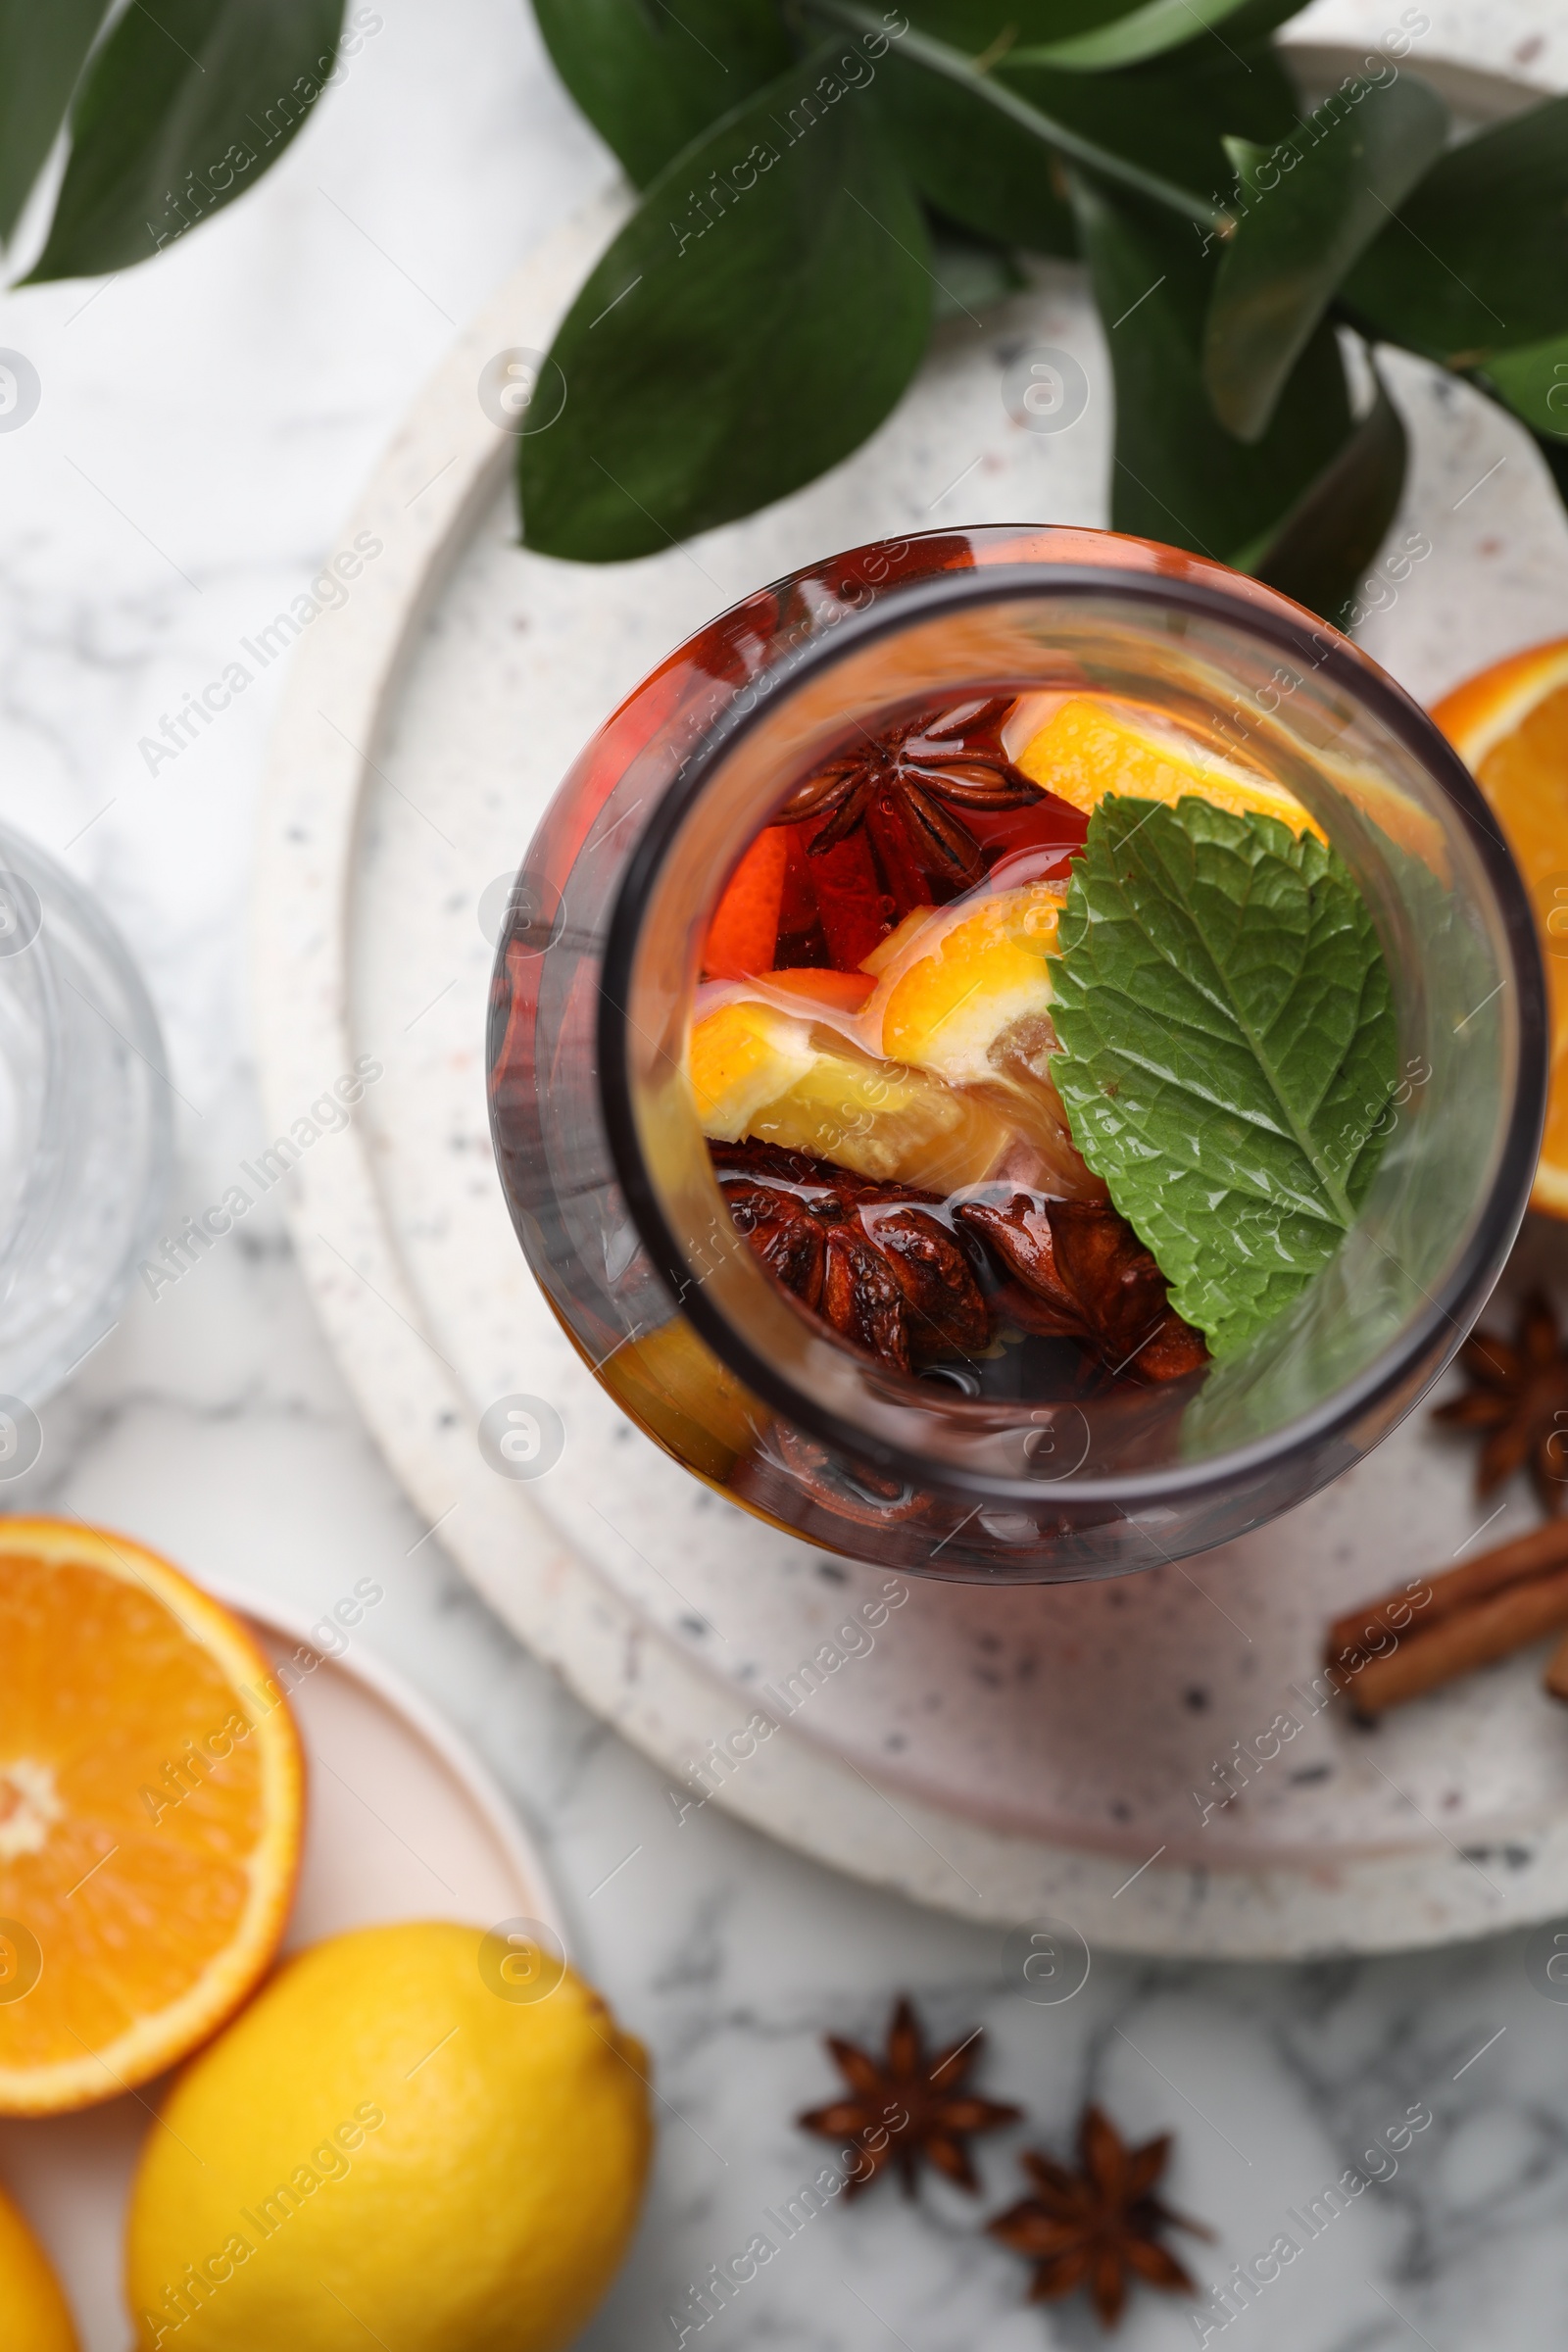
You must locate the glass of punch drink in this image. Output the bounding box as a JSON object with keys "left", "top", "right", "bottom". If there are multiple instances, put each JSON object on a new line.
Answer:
{"left": 488, "top": 528, "right": 1546, "bottom": 1579}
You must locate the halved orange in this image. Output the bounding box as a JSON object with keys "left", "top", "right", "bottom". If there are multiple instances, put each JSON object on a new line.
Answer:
{"left": 1432, "top": 639, "right": 1568, "bottom": 1218}
{"left": 0, "top": 1521, "right": 303, "bottom": 2114}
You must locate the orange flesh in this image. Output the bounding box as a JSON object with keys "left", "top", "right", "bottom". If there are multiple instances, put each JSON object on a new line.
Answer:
{"left": 1474, "top": 683, "right": 1568, "bottom": 1210}
{"left": 703, "top": 826, "right": 789, "bottom": 979}
{"left": 0, "top": 1524, "right": 303, "bottom": 2113}
{"left": 757, "top": 968, "right": 875, "bottom": 1011}
{"left": 1434, "top": 643, "right": 1568, "bottom": 1220}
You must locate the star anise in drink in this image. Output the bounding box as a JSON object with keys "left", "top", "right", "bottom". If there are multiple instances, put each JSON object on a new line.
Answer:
{"left": 798, "top": 1994, "right": 1021, "bottom": 2197}
{"left": 987, "top": 2104, "right": 1212, "bottom": 2329}
{"left": 712, "top": 1142, "right": 994, "bottom": 1375}
{"left": 775, "top": 695, "right": 1044, "bottom": 893}
{"left": 1431, "top": 1289, "right": 1568, "bottom": 1513}
{"left": 955, "top": 1193, "right": 1207, "bottom": 1385}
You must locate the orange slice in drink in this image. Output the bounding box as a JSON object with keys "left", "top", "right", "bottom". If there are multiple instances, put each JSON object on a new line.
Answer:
{"left": 687, "top": 1000, "right": 1011, "bottom": 1191}
{"left": 1017, "top": 695, "right": 1324, "bottom": 838}
{"left": 0, "top": 1521, "right": 304, "bottom": 2115}
{"left": 1433, "top": 638, "right": 1568, "bottom": 1217}
{"left": 874, "top": 883, "right": 1062, "bottom": 1084}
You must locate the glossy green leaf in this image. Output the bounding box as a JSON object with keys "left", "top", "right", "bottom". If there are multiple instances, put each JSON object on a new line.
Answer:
{"left": 1250, "top": 368, "right": 1407, "bottom": 627}
{"left": 530, "top": 0, "right": 792, "bottom": 191}
{"left": 1203, "top": 72, "right": 1447, "bottom": 442}
{"left": 1050, "top": 796, "right": 1396, "bottom": 1357}
{"left": 518, "top": 48, "right": 932, "bottom": 562}
{"left": 872, "top": 41, "right": 1076, "bottom": 256}
{"left": 1341, "top": 96, "right": 1568, "bottom": 367}
{"left": 1472, "top": 333, "right": 1568, "bottom": 519}
{"left": 905, "top": 0, "right": 1176, "bottom": 47}
{"left": 1474, "top": 329, "right": 1568, "bottom": 445}
{"left": 1010, "top": 0, "right": 1305, "bottom": 72}
{"left": 902, "top": 0, "right": 1309, "bottom": 52}
{"left": 813, "top": 0, "right": 1297, "bottom": 260}
{"left": 0, "top": 0, "right": 108, "bottom": 244}
{"left": 26, "top": 0, "right": 346, "bottom": 283}
{"left": 1001, "top": 38, "right": 1301, "bottom": 214}
{"left": 807, "top": 0, "right": 1225, "bottom": 226}
{"left": 1071, "top": 177, "right": 1353, "bottom": 568}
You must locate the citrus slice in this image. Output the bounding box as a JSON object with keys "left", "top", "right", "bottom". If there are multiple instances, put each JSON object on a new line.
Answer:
{"left": 1432, "top": 637, "right": 1568, "bottom": 1217}
{"left": 688, "top": 1001, "right": 1011, "bottom": 1191}
{"left": 1017, "top": 695, "right": 1323, "bottom": 838}
{"left": 703, "top": 826, "right": 789, "bottom": 980}
{"left": 688, "top": 1001, "right": 817, "bottom": 1141}
{"left": 756, "top": 967, "right": 875, "bottom": 1013}
{"left": 875, "top": 883, "right": 1062, "bottom": 1085}
{"left": 0, "top": 1521, "right": 304, "bottom": 2115}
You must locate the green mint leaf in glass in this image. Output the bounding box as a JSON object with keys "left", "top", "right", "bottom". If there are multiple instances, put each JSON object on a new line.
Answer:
{"left": 1048, "top": 793, "right": 1397, "bottom": 1358}
{"left": 519, "top": 43, "right": 932, "bottom": 563}
{"left": 25, "top": 0, "right": 346, "bottom": 284}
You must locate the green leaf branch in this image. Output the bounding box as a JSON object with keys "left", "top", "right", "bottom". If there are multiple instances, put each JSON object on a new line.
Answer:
{"left": 3, "top": 0, "right": 1565, "bottom": 613}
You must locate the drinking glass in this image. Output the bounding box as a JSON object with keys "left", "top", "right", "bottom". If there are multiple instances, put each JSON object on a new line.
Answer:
{"left": 488, "top": 527, "right": 1546, "bottom": 1580}
{"left": 0, "top": 820, "right": 172, "bottom": 1430}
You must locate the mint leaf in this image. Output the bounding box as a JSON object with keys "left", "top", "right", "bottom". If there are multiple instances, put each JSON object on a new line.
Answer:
{"left": 1048, "top": 795, "right": 1397, "bottom": 1358}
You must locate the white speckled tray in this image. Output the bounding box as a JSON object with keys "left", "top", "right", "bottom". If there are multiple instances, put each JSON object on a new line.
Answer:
{"left": 253, "top": 46, "right": 1568, "bottom": 1957}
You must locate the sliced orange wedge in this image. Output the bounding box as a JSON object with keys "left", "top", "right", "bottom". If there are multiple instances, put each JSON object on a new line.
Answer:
{"left": 755, "top": 967, "right": 875, "bottom": 1013}
{"left": 1433, "top": 638, "right": 1568, "bottom": 1218}
{"left": 687, "top": 1000, "right": 1011, "bottom": 1191}
{"left": 875, "top": 884, "right": 1062, "bottom": 1084}
{"left": 0, "top": 1521, "right": 303, "bottom": 2115}
{"left": 1017, "top": 695, "right": 1324, "bottom": 839}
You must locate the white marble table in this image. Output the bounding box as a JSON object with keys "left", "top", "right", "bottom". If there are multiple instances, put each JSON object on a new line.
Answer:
{"left": 4, "top": 2, "right": 1568, "bottom": 2345}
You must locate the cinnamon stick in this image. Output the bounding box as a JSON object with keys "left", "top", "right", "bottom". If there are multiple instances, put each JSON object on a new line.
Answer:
{"left": 1326, "top": 1515, "right": 1568, "bottom": 1665}
{"left": 1340, "top": 1562, "right": 1568, "bottom": 1717}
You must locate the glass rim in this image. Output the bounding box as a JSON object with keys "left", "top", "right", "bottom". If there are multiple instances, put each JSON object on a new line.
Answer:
{"left": 596, "top": 554, "right": 1549, "bottom": 1509}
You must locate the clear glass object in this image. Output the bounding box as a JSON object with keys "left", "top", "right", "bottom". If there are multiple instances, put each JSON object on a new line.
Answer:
{"left": 0, "top": 820, "right": 172, "bottom": 1408}
{"left": 488, "top": 528, "right": 1547, "bottom": 1580}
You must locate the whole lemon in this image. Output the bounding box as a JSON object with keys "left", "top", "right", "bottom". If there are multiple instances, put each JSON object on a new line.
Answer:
{"left": 0, "top": 2183, "right": 78, "bottom": 2351}
{"left": 125, "top": 1920, "right": 651, "bottom": 2351}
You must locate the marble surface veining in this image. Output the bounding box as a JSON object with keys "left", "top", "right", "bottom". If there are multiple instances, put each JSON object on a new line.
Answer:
{"left": 2, "top": 1, "right": 1568, "bottom": 2345}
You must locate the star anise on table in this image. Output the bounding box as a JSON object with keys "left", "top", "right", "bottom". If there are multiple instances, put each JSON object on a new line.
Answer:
{"left": 1431, "top": 1289, "right": 1568, "bottom": 1513}
{"left": 987, "top": 2104, "right": 1213, "bottom": 2329}
{"left": 775, "top": 696, "right": 1044, "bottom": 893}
{"left": 798, "top": 1994, "right": 1021, "bottom": 2197}
{"left": 956, "top": 1193, "right": 1207, "bottom": 1385}
{"left": 712, "top": 1142, "right": 994, "bottom": 1375}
